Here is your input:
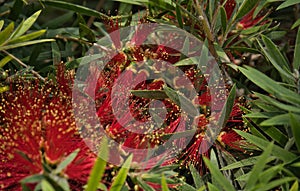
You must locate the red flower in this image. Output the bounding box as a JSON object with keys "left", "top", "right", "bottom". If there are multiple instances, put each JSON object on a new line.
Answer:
{"left": 0, "top": 69, "right": 96, "bottom": 190}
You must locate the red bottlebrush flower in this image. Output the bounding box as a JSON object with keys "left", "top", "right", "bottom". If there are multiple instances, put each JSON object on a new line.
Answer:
{"left": 0, "top": 69, "right": 96, "bottom": 190}
{"left": 218, "top": 130, "right": 243, "bottom": 151}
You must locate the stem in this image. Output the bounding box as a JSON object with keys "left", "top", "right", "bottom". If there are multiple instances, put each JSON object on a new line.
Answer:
{"left": 2, "top": 50, "right": 45, "bottom": 82}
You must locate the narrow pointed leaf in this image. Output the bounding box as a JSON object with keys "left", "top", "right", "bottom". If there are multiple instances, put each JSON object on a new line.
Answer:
{"left": 110, "top": 155, "right": 133, "bottom": 191}
{"left": 161, "top": 174, "right": 170, "bottom": 191}
{"left": 0, "top": 39, "right": 55, "bottom": 51}
{"left": 290, "top": 113, "right": 300, "bottom": 151}
{"left": 277, "top": 0, "right": 300, "bottom": 10}
{"left": 235, "top": 0, "right": 259, "bottom": 20}
{"left": 54, "top": 149, "right": 79, "bottom": 174}
{"left": 0, "top": 22, "right": 14, "bottom": 45}
{"left": 293, "top": 27, "right": 300, "bottom": 70}
{"left": 8, "top": 30, "right": 46, "bottom": 44}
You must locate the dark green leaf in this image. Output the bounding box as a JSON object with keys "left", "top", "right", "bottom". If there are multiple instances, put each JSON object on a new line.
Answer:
{"left": 130, "top": 90, "right": 168, "bottom": 99}
{"left": 221, "top": 156, "right": 276, "bottom": 170}
{"left": 176, "top": 4, "right": 183, "bottom": 28}
{"left": 21, "top": 174, "right": 44, "bottom": 184}
{"left": 256, "top": 177, "right": 296, "bottom": 191}
{"left": 290, "top": 113, "right": 300, "bottom": 151}
{"left": 245, "top": 142, "right": 273, "bottom": 190}
{"left": 291, "top": 18, "right": 300, "bottom": 30}
{"left": 189, "top": 164, "right": 204, "bottom": 189}
{"left": 293, "top": 27, "right": 300, "bottom": 70}
{"left": 261, "top": 113, "right": 299, "bottom": 126}
{"left": 51, "top": 42, "right": 61, "bottom": 65}
{"left": 235, "top": 130, "right": 297, "bottom": 163}
{"left": 136, "top": 177, "right": 156, "bottom": 191}
{"left": 43, "top": 0, "right": 109, "bottom": 20}
{"left": 235, "top": 0, "right": 259, "bottom": 20}
{"left": 238, "top": 66, "right": 300, "bottom": 106}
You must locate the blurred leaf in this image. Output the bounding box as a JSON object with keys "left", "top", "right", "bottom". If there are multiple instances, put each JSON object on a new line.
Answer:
{"left": 220, "top": 6, "right": 227, "bottom": 33}
{"left": 290, "top": 113, "right": 300, "bottom": 151}
{"left": 277, "top": 0, "right": 300, "bottom": 10}
{"left": 207, "top": 182, "right": 219, "bottom": 191}
{"left": 41, "top": 179, "right": 55, "bottom": 191}
{"left": 235, "top": 0, "right": 259, "bottom": 20}
{"left": 221, "top": 156, "right": 276, "bottom": 170}
{"left": 259, "top": 165, "right": 283, "bottom": 185}
{"left": 53, "top": 149, "right": 79, "bottom": 174}
{"left": 161, "top": 174, "right": 170, "bottom": 191}
{"left": 51, "top": 42, "right": 61, "bottom": 65}
{"left": 79, "top": 23, "right": 96, "bottom": 42}
{"left": 245, "top": 142, "right": 273, "bottom": 190}
{"left": 85, "top": 137, "right": 108, "bottom": 191}
{"left": 110, "top": 155, "right": 133, "bottom": 191}
{"left": 0, "top": 86, "right": 9, "bottom": 93}
{"left": 112, "top": 0, "right": 148, "bottom": 6}
{"left": 243, "top": 117, "right": 267, "bottom": 140}
{"left": 8, "top": 30, "right": 46, "bottom": 44}
{"left": 235, "top": 130, "right": 297, "bottom": 163}
{"left": 260, "top": 113, "right": 299, "bottom": 126}
{"left": 293, "top": 27, "right": 300, "bottom": 70}
{"left": 258, "top": 35, "right": 294, "bottom": 82}
{"left": 0, "top": 39, "right": 55, "bottom": 51}
{"left": 11, "top": 10, "right": 42, "bottom": 39}
{"left": 259, "top": 126, "right": 288, "bottom": 146}
{"left": 256, "top": 177, "right": 296, "bottom": 191}
{"left": 203, "top": 157, "right": 235, "bottom": 191}
{"left": 0, "top": 22, "right": 14, "bottom": 45}
{"left": 290, "top": 181, "right": 299, "bottom": 191}
{"left": 21, "top": 174, "right": 44, "bottom": 184}
{"left": 42, "top": 12, "right": 74, "bottom": 29}
{"left": 291, "top": 18, "right": 300, "bottom": 29}
{"left": 136, "top": 177, "right": 156, "bottom": 191}
{"left": 238, "top": 66, "right": 300, "bottom": 106}
{"left": 131, "top": 90, "right": 168, "bottom": 99}
{"left": 43, "top": 0, "right": 109, "bottom": 20}
{"left": 0, "top": 55, "right": 13, "bottom": 68}
{"left": 0, "top": 20, "right": 4, "bottom": 31}
{"left": 176, "top": 4, "right": 183, "bottom": 28}
{"left": 189, "top": 164, "right": 204, "bottom": 189}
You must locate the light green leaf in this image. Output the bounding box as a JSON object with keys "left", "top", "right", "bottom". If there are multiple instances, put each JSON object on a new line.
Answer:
{"left": 53, "top": 149, "right": 79, "bottom": 174}
{"left": 261, "top": 113, "right": 299, "bottom": 126}
{"left": 221, "top": 156, "right": 276, "bottom": 170}
{"left": 11, "top": 10, "right": 42, "bottom": 39}
{"left": 256, "top": 177, "right": 296, "bottom": 191}
{"left": 0, "top": 39, "right": 55, "bottom": 51}
{"left": 136, "top": 177, "right": 156, "bottom": 191}
{"left": 203, "top": 157, "right": 235, "bottom": 191}
{"left": 235, "top": 130, "right": 297, "bottom": 163}
{"left": 290, "top": 181, "right": 299, "bottom": 191}
{"left": 291, "top": 18, "right": 300, "bottom": 29}
{"left": 290, "top": 113, "right": 300, "bottom": 151}
{"left": 110, "top": 155, "right": 133, "bottom": 191}
{"left": 0, "top": 22, "right": 14, "bottom": 45}
{"left": 85, "top": 137, "right": 108, "bottom": 191}
{"left": 245, "top": 142, "right": 273, "bottom": 190}
{"left": 207, "top": 182, "right": 220, "bottom": 191}
{"left": 277, "top": 0, "right": 300, "bottom": 10}
{"left": 161, "top": 174, "right": 170, "bottom": 191}
{"left": 189, "top": 164, "right": 204, "bottom": 189}
{"left": 41, "top": 179, "right": 55, "bottom": 191}
{"left": 0, "top": 55, "right": 13, "bottom": 68}
{"left": 293, "top": 27, "right": 300, "bottom": 70}
{"left": 0, "top": 20, "right": 4, "bottom": 31}
{"left": 8, "top": 30, "right": 46, "bottom": 44}
{"left": 20, "top": 174, "right": 44, "bottom": 184}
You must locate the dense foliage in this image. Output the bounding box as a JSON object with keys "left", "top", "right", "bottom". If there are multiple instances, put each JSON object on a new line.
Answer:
{"left": 0, "top": 0, "right": 300, "bottom": 191}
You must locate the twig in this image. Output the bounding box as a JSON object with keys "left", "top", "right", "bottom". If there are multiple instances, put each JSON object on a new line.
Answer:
{"left": 2, "top": 50, "right": 45, "bottom": 82}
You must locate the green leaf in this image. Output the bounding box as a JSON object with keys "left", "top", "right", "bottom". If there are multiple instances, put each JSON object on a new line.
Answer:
{"left": 136, "top": 177, "right": 156, "bottom": 191}
{"left": 235, "top": 0, "right": 259, "bottom": 20}
{"left": 21, "top": 174, "right": 44, "bottom": 183}
{"left": 277, "top": 0, "right": 300, "bottom": 10}
{"left": 8, "top": 30, "right": 46, "bottom": 44}
{"left": 259, "top": 125, "right": 288, "bottom": 146}
{"left": 41, "top": 179, "right": 55, "bottom": 191}
{"left": 112, "top": 0, "right": 148, "bottom": 6}
{"left": 161, "top": 174, "right": 170, "bottom": 191}
{"left": 258, "top": 35, "right": 294, "bottom": 82}
{"left": 245, "top": 142, "right": 273, "bottom": 190}
{"left": 11, "top": 10, "right": 42, "bottom": 39}
{"left": 203, "top": 157, "right": 235, "bottom": 191}
{"left": 291, "top": 18, "right": 300, "bottom": 29}
{"left": 243, "top": 117, "right": 267, "bottom": 140}
{"left": 0, "top": 22, "right": 14, "bottom": 45}
{"left": 110, "top": 155, "right": 133, "bottom": 191}
{"left": 85, "top": 137, "right": 108, "bottom": 191}
{"left": 189, "top": 164, "right": 204, "bottom": 189}
{"left": 0, "top": 55, "right": 13, "bottom": 68}
{"left": 221, "top": 156, "right": 276, "bottom": 170}
{"left": 256, "top": 177, "right": 296, "bottom": 191}
{"left": 293, "top": 27, "right": 300, "bottom": 70}
{"left": 238, "top": 66, "right": 300, "bottom": 106}
{"left": 51, "top": 42, "right": 61, "bottom": 65}
{"left": 79, "top": 23, "right": 96, "bottom": 42}
{"left": 164, "top": 86, "right": 198, "bottom": 117}
{"left": 259, "top": 165, "right": 283, "bottom": 185}
{"left": 0, "top": 39, "right": 55, "bottom": 51}
{"left": 130, "top": 90, "right": 168, "bottom": 99}
{"left": 261, "top": 113, "right": 299, "bottom": 126}
{"left": 220, "top": 6, "right": 227, "bottom": 33}
{"left": 43, "top": 0, "right": 109, "bottom": 20}
{"left": 207, "top": 182, "right": 220, "bottom": 191}
{"left": 53, "top": 149, "right": 79, "bottom": 174}
{"left": 42, "top": 12, "right": 74, "bottom": 29}
{"left": 235, "top": 130, "right": 297, "bottom": 163}
{"left": 0, "top": 20, "right": 4, "bottom": 31}
{"left": 290, "top": 181, "right": 299, "bottom": 191}
{"left": 176, "top": 4, "right": 183, "bottom": 28}
{"left": 0, "top": 86, "right": 9, "bottom": 93}
{"left": 290, "top": 113, "right": 300, "bottom": 151}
